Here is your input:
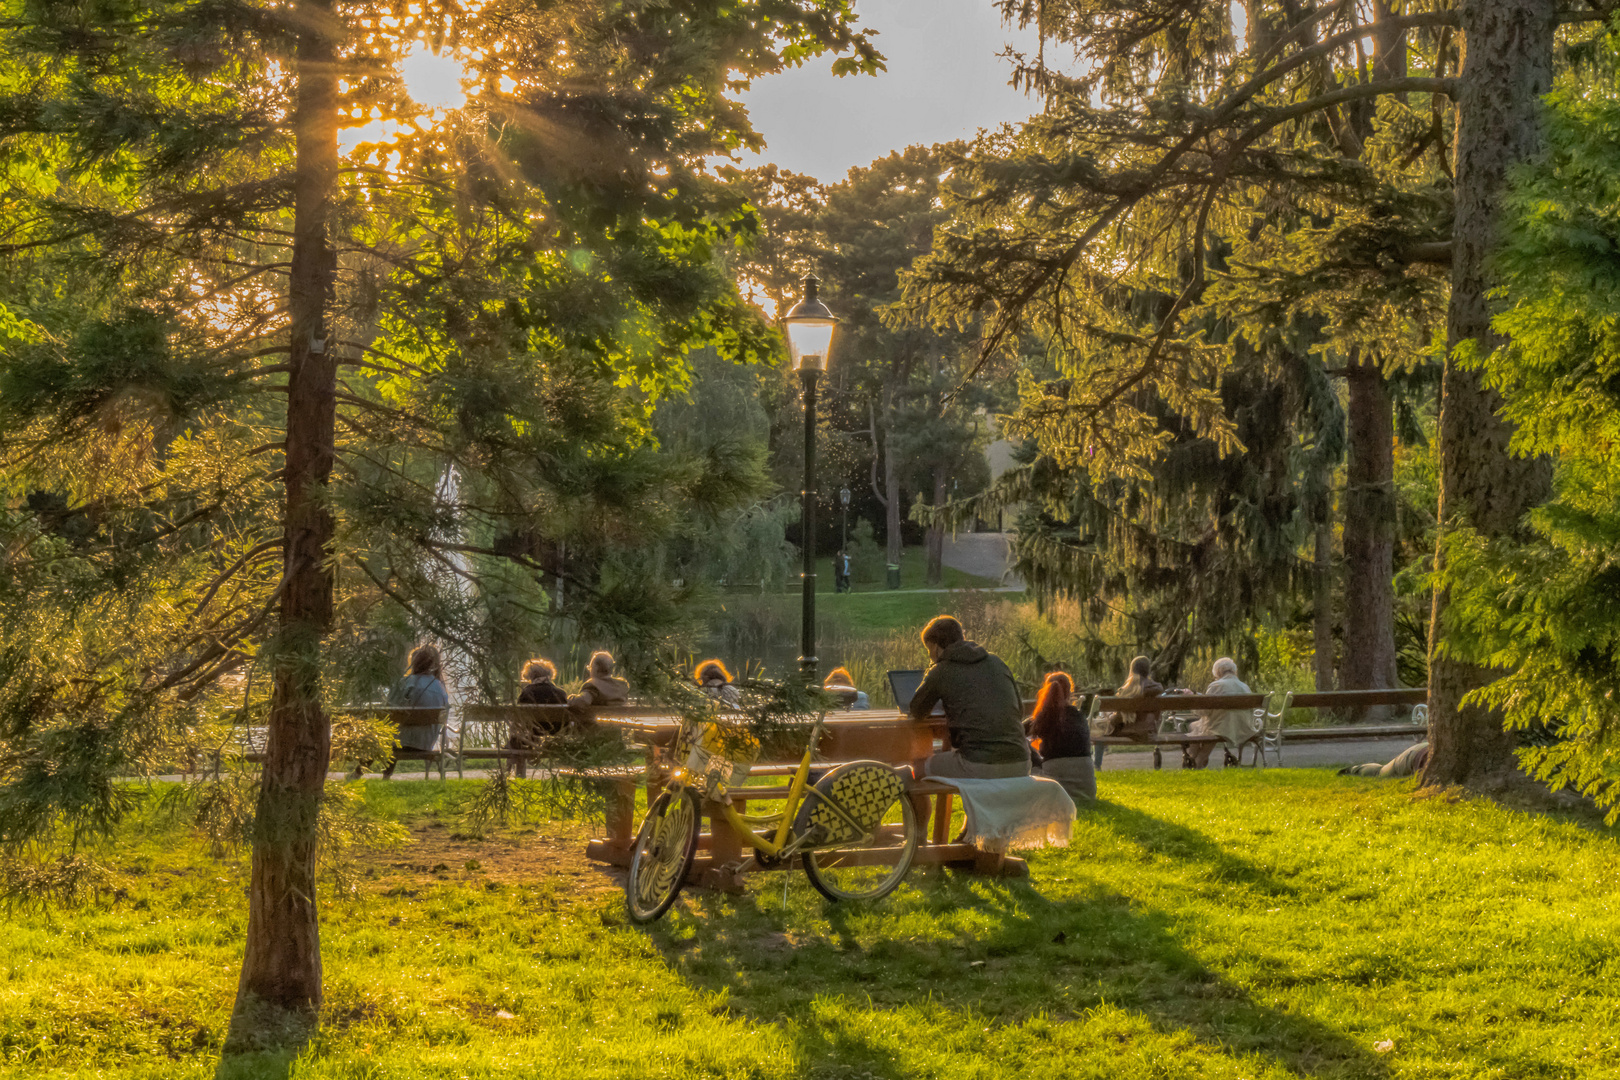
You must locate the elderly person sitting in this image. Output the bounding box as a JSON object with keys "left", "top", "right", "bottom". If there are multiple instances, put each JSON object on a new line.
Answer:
{"left": 568, "top": 650, "right": 630, "bottom": 710}
{"left": 1186, "top": 657, "right": 1254, "bottom": 768}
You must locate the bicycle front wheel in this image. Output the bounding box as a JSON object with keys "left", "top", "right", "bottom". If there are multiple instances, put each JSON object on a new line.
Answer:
{"left": 798, "top": 762, "right": 919, "bottom": 903}
{"left": 626, "top": 788, "right": 700, "bottom": 923}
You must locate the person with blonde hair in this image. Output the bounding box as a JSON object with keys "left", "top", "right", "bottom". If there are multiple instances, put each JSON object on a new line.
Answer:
{"left": 568, "top": 650, "right": 630, "bottom": 710}
{"left": 822, "top": 666, "right": 869, "bottom": 710}
{"left": 694, "top": 659, "right": 741, "bottom": 708}
{"left": 517, "top": 657, "right": 568, "bottom": 705}
{"left": 351, "top": 643, "right": 449, "bottom": 780}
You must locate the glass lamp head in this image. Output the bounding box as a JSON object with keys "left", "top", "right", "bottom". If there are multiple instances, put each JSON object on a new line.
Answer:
{"left": 783, "top": 274, "right": 838, "bottom": 372}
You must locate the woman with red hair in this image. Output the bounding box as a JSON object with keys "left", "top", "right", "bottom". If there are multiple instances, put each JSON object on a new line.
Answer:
{"left": 1029, "top": 671, "right": 1096, "bottom": 801}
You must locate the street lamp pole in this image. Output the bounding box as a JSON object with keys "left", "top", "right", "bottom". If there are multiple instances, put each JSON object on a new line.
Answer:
{"left": 783, "top": 274, "right": 838, "bottom": 683}
{"left": 840, "top": 486, "right": 851, "bottom": 555}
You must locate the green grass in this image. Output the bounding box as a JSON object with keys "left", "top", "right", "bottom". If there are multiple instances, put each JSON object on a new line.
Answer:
{"left": 5, "top": 773, "right": 1617, "bottom": 1078}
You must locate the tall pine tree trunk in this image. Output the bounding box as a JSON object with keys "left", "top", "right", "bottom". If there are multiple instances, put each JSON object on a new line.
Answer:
{"left": 235, "top": 0, "right": 339, "bottom": 1019}
{"left": 925, "top": 464, "right": 947, "bottom": 585}
{"left": 1313, "top": 515, "right": 1335, "bottom": 693}
{"left": 1426, "top": 0, "right": 1555, "bottom": 787}
{"left": 1342, "top": 355, "right": 1398, "bottom": 717}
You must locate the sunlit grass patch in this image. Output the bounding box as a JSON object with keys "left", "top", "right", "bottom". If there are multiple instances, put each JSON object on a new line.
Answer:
{"left": 2, "top": 771, "right": 1616, "bottom": 1078}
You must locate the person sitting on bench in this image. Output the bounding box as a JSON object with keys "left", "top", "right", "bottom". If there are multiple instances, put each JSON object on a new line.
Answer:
{"left": 568, "top": 650, "right": 630, "bottom": 710}
{"left": 909, "top": 616, "right": 1031, "bottom": 779}
{"left": 694, "top": 659, "right": 741, "bottom": 708}
{"left": 509, "top": 657, "right": 566, "bottom": 778}
{"left": 1029, "top": 671, "right": 1095, "bottom": 800}
{"left": 822, "top": 666, "right": 869, "bottom": 710}
{"left": 1185, "top": 657, "right": 1252, "bottom": 769}
{"left": 351, "top": 643, "right": 449, "bottom": 780}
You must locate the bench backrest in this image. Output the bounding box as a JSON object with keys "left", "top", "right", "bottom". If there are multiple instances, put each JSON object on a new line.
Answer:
{"left": 1097, "top": 687, "right": 1426, "bottom": 712}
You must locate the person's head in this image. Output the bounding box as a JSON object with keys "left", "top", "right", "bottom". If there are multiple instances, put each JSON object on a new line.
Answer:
{"left": 521, "top": 657, "right": 556, "bottom": 683}
{"left": 1033, "top": 671, "right": 1074, "bottom": 727}
{"left": 1120, "top": 654, "right": 1152, "bottom": 694}
{"left": 824, "top": 666, "right": 855, "bottom": 690}
{"left": 694, "top": 659, "right": 732, "bottom": 685}
{"left": 1212, "top": 657, "right": 1238, "bottom": 680}
{"left": 588, "top": 650, "right": 616, "bottom": 678}
{"left": 407, "top": 643, "right": 441, "bottom": 679}
{"left": 920, "top": 615, "right": 964, "bottom": 662}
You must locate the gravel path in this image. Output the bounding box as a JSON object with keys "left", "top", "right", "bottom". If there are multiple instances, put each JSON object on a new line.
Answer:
{"left": 1097, "top": 735, "right": 1425, "bottom": 772}
{"left": 940, "top": 531, "right": 1024, "bottom": 588}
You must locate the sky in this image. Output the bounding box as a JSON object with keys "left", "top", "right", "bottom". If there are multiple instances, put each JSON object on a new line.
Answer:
{"left": 731, "top": 0, "right": 1048, "bottom": 183}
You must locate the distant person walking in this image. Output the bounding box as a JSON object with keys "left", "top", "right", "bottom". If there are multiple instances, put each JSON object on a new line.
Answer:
{"left": 835, "top": 549, "right": 852, "bottom": 593}
{"left": 1029, "top": 672, "right": 1096, "bottom": 800}
{"left": 908, "top": 616, "right": 1030, "bottom": 779}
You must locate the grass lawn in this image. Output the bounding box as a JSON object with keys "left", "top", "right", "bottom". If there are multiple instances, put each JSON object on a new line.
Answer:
{"left": 5, "top": 772, "right": 1616, "bottom": 1079}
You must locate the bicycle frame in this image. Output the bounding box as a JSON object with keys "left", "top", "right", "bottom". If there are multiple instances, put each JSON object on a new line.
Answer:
{"left": 668, "top": 710, "right": 877, "bottom": 861}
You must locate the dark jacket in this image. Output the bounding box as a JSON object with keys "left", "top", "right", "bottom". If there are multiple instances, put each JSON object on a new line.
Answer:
{"left": 908, "top": 640, "right": 1028, "bottom": 764}
{"left": 1031, "top": 702, "right": 1092, "bottom": 761}
{"left": 518, "top": 679, "right": 568, "bottom": 705}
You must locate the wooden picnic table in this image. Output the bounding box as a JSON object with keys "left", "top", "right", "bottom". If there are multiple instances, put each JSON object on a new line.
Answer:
{"left": 586, "top": 709, "right": 1026, "bottom": 890}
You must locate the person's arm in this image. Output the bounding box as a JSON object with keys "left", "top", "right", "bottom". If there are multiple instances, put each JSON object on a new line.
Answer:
{"left": 908, "top": 666, "right": 943, "bottom": 721}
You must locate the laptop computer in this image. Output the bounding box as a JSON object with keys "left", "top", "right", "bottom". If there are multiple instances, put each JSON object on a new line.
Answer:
{"left": 887, "top": 669, "right": 945, "bottom": 715}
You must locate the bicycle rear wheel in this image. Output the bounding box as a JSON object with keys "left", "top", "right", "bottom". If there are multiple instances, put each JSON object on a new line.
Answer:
{"left": 798, "top": 762, "right": 919, "bottom": 903}
{"left": 626, "top": 788, "right": 700, "bottom": 923}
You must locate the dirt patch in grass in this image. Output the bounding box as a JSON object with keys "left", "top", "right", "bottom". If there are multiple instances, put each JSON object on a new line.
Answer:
{"left": 357, "top": 818, "right": 626, "bottom": 897}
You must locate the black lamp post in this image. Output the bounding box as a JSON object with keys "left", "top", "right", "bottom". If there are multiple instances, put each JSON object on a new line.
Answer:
{"left": 839, "top": 486, "right": 851, "bottom": 577}
{"left": 783, "top": 274, "right": 838, "bottom": 682}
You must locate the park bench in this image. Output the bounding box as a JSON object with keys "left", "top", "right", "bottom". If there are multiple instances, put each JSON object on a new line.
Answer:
{"left": 243, "top": 706, "right": 451, "bottom": 778}
{"left": 1096, "top": 688, "right": 1428, "bottom": 768}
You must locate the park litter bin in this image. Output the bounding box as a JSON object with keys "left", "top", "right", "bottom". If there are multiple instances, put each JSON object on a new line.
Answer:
{"left": 886, "top": 563, "right": 901, "bottom": 590}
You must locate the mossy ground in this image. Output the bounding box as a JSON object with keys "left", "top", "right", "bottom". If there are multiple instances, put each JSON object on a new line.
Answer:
{"left": 5, "top": 771, "right": 1615, "bottom": 1079}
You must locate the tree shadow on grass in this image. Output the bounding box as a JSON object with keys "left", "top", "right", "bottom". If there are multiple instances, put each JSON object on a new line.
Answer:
{"left": 1090, "top": 798, "right": 1298, "bottom": 897}
{"left": 211, "top": 999, "right": 312, "bottom": 1080}
{"left": 642, "top": 824, "right": 1382, "bottom": 1079}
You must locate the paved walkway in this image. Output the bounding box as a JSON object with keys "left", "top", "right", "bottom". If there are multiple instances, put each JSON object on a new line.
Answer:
{"left": 1098, "top": 735, "right": 1424, "bottom": 772}
{"left": 941, "top": 531, "right": 1024, "bottom": 589}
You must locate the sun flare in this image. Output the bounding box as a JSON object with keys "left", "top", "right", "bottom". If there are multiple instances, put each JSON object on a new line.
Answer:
{"left": 400, "top": 43, "right": 468, "bottom": 112}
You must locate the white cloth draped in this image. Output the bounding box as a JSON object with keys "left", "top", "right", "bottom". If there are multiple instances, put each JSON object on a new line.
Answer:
{"left": 937, "top": 776, "right": 1077, "bottom": 854}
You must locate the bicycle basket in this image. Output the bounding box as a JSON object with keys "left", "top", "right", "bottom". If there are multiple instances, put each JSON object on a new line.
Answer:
{"left": 682, "top": 721, "right": 759, "bottom": 796}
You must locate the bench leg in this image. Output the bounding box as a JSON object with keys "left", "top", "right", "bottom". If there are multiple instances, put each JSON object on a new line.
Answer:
{"left": 706, "top": 799, "right": 744, "bottom": 865}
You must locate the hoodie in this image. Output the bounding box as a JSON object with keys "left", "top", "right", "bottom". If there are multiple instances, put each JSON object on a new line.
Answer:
{"left": 908, "top": 640, "right": 1029, "bottom": 764}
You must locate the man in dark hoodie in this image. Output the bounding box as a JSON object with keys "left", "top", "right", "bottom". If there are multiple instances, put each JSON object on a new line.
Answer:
{"left": 908, "top": 615, "right": 1032, "bottom": 779}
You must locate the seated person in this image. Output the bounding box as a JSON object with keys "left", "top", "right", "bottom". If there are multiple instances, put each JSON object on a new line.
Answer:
{"left": 1186, "top": 657, "right": 1253, "bottom": 768}
{"left": 1029, "top": 671, "right": 1095, "bottom": 801}
{"left": 510, "top": 657, "right": 566, "bottom": 778}
{"left": 822, "top": 666, "right": 870, "bottom": 710}
{"left": 694, "top": 659, "right": 742, "bottom": 708}
{"left": 1340, "top": 742, "right": 1430, "bottom": 778}
{"left": 352, "top": 643, "right": 448, "bottom": 780}
{"left": 908, "top": 616, "right": 1030, "bottom": 779}
{"left": 1106, "top": 655, "right": 1163, "bottom": 739}
{"left": 568, "top": 650, "right": 631, "bottom": 710}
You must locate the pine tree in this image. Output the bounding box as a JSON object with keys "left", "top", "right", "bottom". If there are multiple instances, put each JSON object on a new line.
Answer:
{"left": 0, "top": 0, "right": 879, "bottom": 1022}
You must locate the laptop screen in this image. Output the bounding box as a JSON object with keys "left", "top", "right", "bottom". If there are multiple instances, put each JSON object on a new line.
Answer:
{"left": 887, "top": 669, "right": 945, "bottom": 715}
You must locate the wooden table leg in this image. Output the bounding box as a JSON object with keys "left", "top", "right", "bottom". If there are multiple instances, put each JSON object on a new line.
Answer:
{"left": 930, "top": 791, "right": 953, "bottom": 845}
{"left": 605, "top": 778, "right": 636, "bottom": 848}
{"left": 699, "top": 798, "right": 747, "bottom": 893}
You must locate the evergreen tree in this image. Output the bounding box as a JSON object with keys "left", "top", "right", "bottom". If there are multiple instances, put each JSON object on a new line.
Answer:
{"left": 0, "top": 0, "right": 878, "bottom": 1021}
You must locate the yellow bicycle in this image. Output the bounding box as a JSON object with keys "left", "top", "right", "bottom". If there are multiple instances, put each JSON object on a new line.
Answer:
{"left": 626, "top": 710, "right": 919, "bottom": 922}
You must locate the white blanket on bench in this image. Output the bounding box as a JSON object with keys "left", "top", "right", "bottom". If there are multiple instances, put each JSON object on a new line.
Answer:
{"left": 938, "top": 776, "right": 1076, "bottom": 854}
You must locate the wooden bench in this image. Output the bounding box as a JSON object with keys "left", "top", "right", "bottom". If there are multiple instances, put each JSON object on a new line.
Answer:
{"left": 243, "top": 707, "right": 451, "bottom": 778}
{"left": 1097, "top": 689, "right": 1429, "bottom": 768}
